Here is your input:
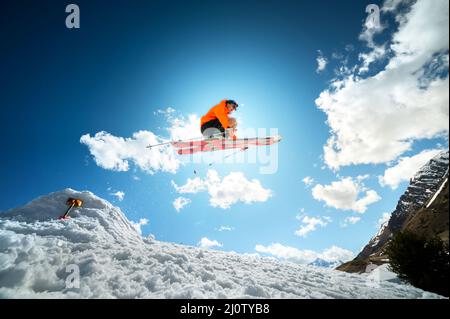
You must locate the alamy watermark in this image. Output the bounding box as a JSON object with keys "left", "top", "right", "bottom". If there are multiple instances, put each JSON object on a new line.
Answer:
{"left": 365, "top": 4, "right": 381, "bottom": 30}
{"left": 180, "top": 128, "right": 281, "bottom": 175}
{"left": 65, "top": 264, "right": 80, "bottom": 289}
{"left": 65, "top": 4, "right": 80, "bottom": 29}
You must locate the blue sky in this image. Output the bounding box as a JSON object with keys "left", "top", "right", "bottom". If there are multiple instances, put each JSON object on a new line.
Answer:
{"left": 1, "top": 0, "right": 448, "bottom": 263}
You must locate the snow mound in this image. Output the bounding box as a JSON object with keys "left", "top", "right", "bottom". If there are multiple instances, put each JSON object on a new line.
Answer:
{"left": 1, "top": 189, "right": 141, "bottom": 243}
{"left": 365, "top": 264, "right": 401, "bottom": 285}
{"left": 0, "top": 189, "right": 444, "bottom": 299}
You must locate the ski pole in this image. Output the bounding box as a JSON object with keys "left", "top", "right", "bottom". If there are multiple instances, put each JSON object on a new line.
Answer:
{"left": 62, "top": 202, "right": 76, "bottom": 219}
{"left": 147, "top": 132, "right": 228, "bottom": 149}
{"left": 146, "top": 141, "right": 173, "bottom": 149}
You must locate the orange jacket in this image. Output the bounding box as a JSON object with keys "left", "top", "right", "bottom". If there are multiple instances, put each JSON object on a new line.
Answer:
{"left": 200, "top": 100, "right": 231, "bottom": 129}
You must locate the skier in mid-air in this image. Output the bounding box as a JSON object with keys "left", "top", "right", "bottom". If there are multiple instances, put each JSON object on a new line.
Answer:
{"left": 149, "top": 98, "right": 281, "bottom": 155}
{"left": 200, "top": 99, "right": 238, "bottom": 140}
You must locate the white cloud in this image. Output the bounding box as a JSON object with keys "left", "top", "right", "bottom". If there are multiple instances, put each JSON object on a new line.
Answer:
{"left": 173, "top": 197, "right": 191, "bottom": 212}
{"left": 198, "top": 237, "right": 223, "bottom": 249}
{"left": 316, "top": 51, "right": 328, "bottom": 73}
{"left": 358, "top": 44, "right": 387, "bottom": 74}
{"left": 110, "top": 191, "right": 125, "bottom": 201}
{"left": 302, "top": 176, "right": 314, "bottom": 187}
{"left": 332, "top": 51, "right": 344, "bottom": 60}
{"left": 166, "top": 112, "right": 202, "bottom": 141}
{"left": 171, "top": 178, "right": 206, "bottom": 194}
{"left": 319, "top": 245, "right": 355, "bottom": 263}
{"left": 315, "top": 0, "right": 449, "bottom": 171}
{"left": 217, "top": 226, "right": 235, "bottom": 232}
{"left": 155, "top": 107, "right": 176, "bottom": 116}
{"left": 172, "top": 170, "right": 272, "bottom": 209}
{"left": 379, "top": 149, "right": 443, "bottom": 189}
{"left": 130, "top": 218, "right": 149, "bottom": 235}
{"left": 80, "top": 131, "right": 180, "bottom": 174}
{"left": 382, "top": 0, "right": 411, "bottom": 12}
{"left": 341, "top": 216, "right": 361, "bottom": 227}
{"left": 255, "top": 243, "right": 354, "bottom": 264}
{"left": 81, "top": 109, "right": 203, "bottom": 175}
{"left": 312, "top": 177, "right": 381, "bottom": 213}
{"left": 356, "top": 174, "right": 370, "bottom": 182}
{"left": 295, "top": 215, "right": 330, "bottom": 237}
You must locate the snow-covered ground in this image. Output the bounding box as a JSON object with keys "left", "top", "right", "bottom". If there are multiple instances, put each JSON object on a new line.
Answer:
{"left": 0, "top": 189, "right": 443, "bottom": 299}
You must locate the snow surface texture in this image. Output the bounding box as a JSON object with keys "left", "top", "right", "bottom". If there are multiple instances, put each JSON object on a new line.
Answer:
{"left": 0, "top": 189, "right": 443, "bottom": 298}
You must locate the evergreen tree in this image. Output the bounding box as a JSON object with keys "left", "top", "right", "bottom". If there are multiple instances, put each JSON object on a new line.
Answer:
{"left": 386, "top": 231, "right": 449, "bottom": 297}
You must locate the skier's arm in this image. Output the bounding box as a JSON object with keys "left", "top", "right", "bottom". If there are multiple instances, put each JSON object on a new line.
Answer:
{"left": 213, "top": 105, "right": 230, "bottom": 129}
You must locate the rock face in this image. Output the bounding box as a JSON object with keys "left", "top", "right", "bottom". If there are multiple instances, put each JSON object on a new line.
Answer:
{"left": 337, "top": 151, "right": 449, "bottom": 273}
{"left": 388, "top": 151, "right": 449, "bottom": 233}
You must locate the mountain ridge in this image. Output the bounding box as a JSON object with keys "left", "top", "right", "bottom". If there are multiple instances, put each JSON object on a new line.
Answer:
{"left": 337, "top": 150, "right": 449, "bottom": 273}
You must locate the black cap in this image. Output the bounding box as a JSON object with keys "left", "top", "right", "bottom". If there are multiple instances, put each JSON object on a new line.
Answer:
{"left": 227, "top": 100, "right": 238, "bottom": 108}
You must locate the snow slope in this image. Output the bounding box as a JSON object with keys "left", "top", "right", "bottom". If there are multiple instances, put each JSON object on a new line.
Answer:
{"left": 0, "top": 189, "right": 443, "bottom": 299}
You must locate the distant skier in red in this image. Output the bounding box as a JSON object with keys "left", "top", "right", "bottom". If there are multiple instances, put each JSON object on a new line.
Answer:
{"left": 200, "top": 99, "right": 238, "bottom": 139}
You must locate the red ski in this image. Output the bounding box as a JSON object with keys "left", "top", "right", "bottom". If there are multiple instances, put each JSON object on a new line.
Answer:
{"left": 172, "top": 136, "right": 282, "bottom": 155}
